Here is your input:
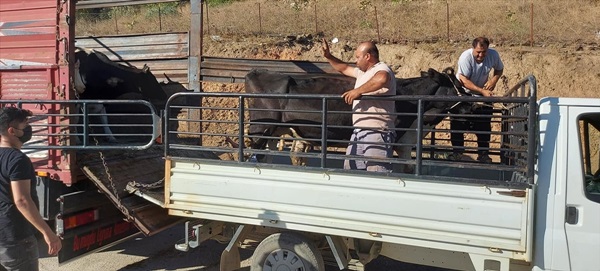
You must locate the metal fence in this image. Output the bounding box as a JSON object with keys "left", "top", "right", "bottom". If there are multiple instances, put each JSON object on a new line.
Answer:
{"left": 164, "top": 90, "right": 536, "bottom": 186}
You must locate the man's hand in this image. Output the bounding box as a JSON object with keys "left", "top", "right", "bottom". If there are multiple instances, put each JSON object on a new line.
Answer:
{"left": 480, "top": 89, "right": 493, "bottom": 97}
{"left": 44, "top": 231, "right": 62, "bottom": 255}
{"left": 483, "top": 81, "right": 497, "bottom": 91}
{"left": 321, "top": 38, "right": 332, "bottom": 59}
{"left": 342, "top": 89, "right": 361, "bottom": 104}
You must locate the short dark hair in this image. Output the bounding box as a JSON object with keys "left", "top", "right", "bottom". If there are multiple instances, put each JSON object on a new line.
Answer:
{"left": 0, "top": 107, "right": 32, "bottom": 135}
{"left": 472, "top": 37, "right": 490, "bottom": 48}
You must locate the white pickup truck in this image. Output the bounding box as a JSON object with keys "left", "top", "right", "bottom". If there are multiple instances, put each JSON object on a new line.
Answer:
{"left": 117, "top": 75, "right": 599, "bottom": 271}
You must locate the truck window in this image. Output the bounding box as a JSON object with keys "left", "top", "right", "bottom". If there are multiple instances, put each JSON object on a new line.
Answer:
{"left": 579, "top": 114, "right": 600, "bottom": 202}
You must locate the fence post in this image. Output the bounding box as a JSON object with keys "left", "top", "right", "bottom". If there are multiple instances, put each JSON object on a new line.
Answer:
{"left": 158, "top": 4, "right": 163, "bottom": 32}
{"left": 258, "top": 3, "right": 262, "bottom": 34}
{"left": 530, "top": 2, "right": 534, "bottom": 46}
{"left": 446, "top": 0, "right": 450, "bottom": 42}
{"left": 113, "top": 11, "right": 119, "bottom": 34}
{"left": 374, "top": 5, "right": 381, "bottom": 43}
{"left": 314, "top": 2, "right": 318, "bottom": 34}
{"left": 205, "top": 0, "right": 210, "bottom": 35}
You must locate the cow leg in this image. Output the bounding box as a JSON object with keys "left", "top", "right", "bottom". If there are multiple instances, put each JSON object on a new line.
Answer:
{"left": 395, "top": 122, "right": 419, "bottom": 173}
{"left": 89, "top": 104, "right": 118, "bottom": 143}
{"left": 396, "top": 122, "right": 437, "bottom": 173}
{"left": 288, "top": 128, "right": 312, "bottom": 166}
{"left": 290, "top": 139, "right": 311, "bottom": 166}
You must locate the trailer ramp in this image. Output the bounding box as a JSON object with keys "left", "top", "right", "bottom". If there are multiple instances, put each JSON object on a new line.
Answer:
{"left": 77, "top": 145, "right": 183, "bottom": 236}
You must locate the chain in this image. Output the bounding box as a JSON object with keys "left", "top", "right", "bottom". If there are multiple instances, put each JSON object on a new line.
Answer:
{"left": 127, "top": 177, "right": 165, "bottom": 190}
{"left": 93, "top": 132, "right": 130, "bottom": 219}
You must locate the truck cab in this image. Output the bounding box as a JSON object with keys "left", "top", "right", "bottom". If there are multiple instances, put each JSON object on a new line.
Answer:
{"left": 533, "top": 98, "right": 600, "bottom": 271}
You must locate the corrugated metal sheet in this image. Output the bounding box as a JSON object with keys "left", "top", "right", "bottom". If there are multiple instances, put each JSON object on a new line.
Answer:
{"left": 0, "top": 69, "right": 52, "bottom": 99}
{"left": 75, "top": 33, "right": 190, "bottom": 85}
{"left": 0, "top": 0, "right": 59, "bottom": 65}
{"left": 1, "top": 0, "right": 77, "bottom": 184}
{"left": 200, "top": 57, "right": 345, "bottom": 83}
{"left": 75, "top": 0, "right": 182, "bottom": 9}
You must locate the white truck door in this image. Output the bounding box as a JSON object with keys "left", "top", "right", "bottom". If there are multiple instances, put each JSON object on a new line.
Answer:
{"left": 565, "top": 107, "right": 600, "bottom": 270}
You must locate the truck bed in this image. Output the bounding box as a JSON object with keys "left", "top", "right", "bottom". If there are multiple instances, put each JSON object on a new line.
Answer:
{"left": 165, "top": 158, "right": 531, "bottom": 261}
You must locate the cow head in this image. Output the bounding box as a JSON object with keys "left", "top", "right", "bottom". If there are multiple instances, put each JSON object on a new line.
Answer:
{"left": 394, "top": 67, "right": 468, "bottom": 173}
{"left": 72, "top": 47, "right": 172, "bottom": 144}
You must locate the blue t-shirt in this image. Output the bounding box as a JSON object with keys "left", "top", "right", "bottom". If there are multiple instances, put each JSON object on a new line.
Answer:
{"left": 456, "top": 47, "right": 504, "bottom": 96}
{"left": 0, "top": 147, "right": 38, "bottom": 244}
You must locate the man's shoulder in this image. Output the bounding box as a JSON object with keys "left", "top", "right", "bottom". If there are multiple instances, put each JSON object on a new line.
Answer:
{"left": 458, "top": 49, "right": 473, "bottom": 63}
{"left": 486, "top": 47, "right": 502, "bottom": 59}
{"left": 0, "top": 148, "right": 28, "bottom": 163}
{"left": 373, "top": 62, "right": 394, "bottom": 74}
{"left": 0, "top": 147, "right": 24, "bottom": 156}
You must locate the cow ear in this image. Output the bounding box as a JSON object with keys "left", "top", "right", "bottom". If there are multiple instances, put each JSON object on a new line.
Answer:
{"left": 142, "top": 64, "right": 149, "bottom": 73}
{"left": 427, "top": 68, "right": 436, "bottom": 78}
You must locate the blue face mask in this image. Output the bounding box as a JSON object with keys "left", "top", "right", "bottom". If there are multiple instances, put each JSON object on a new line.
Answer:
{"left": 14, "top": 125, "right": 32, "bottom": 144}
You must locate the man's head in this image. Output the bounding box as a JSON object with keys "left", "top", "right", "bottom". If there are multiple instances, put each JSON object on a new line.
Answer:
{"left": 0, "top": 107, "right": 33, "bottom": 146}
{"left": 471, "top": 37, "right": 491, "bottom": 64}
{"left": 354, "top": 41, "right": 380, "bottom": 72}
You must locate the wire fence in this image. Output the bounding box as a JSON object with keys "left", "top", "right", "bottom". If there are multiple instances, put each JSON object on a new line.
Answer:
{"left": 75, "top": 0, "right": 600, "bottom": 46}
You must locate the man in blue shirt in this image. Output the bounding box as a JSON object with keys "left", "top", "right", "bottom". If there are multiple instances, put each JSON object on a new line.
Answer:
{"left": 450, "top": 37, "right": 504, "bottom": 163}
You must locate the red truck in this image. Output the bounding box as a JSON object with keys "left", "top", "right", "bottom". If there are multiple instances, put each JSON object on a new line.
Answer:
{"left": 0, "top": 0, "right": 182, "bottom": 263}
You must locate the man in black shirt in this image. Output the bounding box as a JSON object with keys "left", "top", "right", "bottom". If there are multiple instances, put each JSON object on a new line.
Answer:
{"left": 0, "top": 107, "right": 62, "bottom": 270}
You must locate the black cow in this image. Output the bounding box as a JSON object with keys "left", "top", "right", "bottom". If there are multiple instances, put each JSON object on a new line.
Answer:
{"left": 243, "top": 68, "right": 467, "bottom": 170}
{"left": 245, "top": 71, "right": 355, "bottom": 151}
{"left": 73, "top": 48, "right": 168, "bottom": 142}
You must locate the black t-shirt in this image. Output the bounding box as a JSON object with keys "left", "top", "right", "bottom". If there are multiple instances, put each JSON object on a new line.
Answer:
{"left": 0, "top": 147, "right": 38, "bottom": 244}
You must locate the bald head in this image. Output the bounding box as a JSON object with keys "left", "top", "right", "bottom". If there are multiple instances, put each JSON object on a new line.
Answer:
{"left": 357, "top": 41, "right": 380, "bottom": 61}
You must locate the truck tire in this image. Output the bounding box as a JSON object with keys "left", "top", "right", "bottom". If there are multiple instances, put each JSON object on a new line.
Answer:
{"left": 251, "top": 232, "right": 325, "bottom": 271}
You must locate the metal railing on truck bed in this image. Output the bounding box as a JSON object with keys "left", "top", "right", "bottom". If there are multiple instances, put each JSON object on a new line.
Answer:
{"left": 164, "top": 75, "right": 537, "bottom": 187}
{"left": 1, "top": 99, "right": 160, "bottom": 151}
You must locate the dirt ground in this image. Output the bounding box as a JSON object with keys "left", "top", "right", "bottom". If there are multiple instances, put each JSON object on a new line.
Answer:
{"left": 201, "top": 36, "right": 600, "bottom": 99}
{"left": 193, "top": 36, "right": 599, "bottom": 161}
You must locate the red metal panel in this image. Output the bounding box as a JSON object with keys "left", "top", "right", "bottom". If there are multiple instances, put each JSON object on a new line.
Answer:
{"left": 0, "top": 0, "right": 77, "bottom": 185}
{"left": 0, "top": 69, "right": 54, "bottom": 99}
{"left": 0, "top": 0, "right": 59, "bottom": 65}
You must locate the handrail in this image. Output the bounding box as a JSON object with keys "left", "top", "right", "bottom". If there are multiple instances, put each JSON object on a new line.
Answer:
{"left": 0, "top": 99, "right": 159, "bottom": 150}
{"left": 164, "top": 90, "right": 535, "bottom": 186}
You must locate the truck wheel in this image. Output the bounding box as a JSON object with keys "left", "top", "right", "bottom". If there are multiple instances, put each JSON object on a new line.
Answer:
{"left": 251, "top": 232, "right": 325, "bottom": 271}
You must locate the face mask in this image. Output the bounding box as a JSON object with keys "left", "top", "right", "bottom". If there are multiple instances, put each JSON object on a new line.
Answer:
{"left": 16, "top": 125, "right": 33, "bottom": 144}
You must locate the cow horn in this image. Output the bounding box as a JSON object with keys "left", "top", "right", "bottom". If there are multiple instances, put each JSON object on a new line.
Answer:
{"left": 443, "top": 67, "right": 455, "bottom": 75}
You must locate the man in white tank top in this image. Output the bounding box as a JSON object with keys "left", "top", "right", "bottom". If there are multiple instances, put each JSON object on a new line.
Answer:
{"left": 322, "top": 39, "right": 396, "bottom": 172}
{"left": 450, "top": 37, "right": 504, "bottom": 163}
